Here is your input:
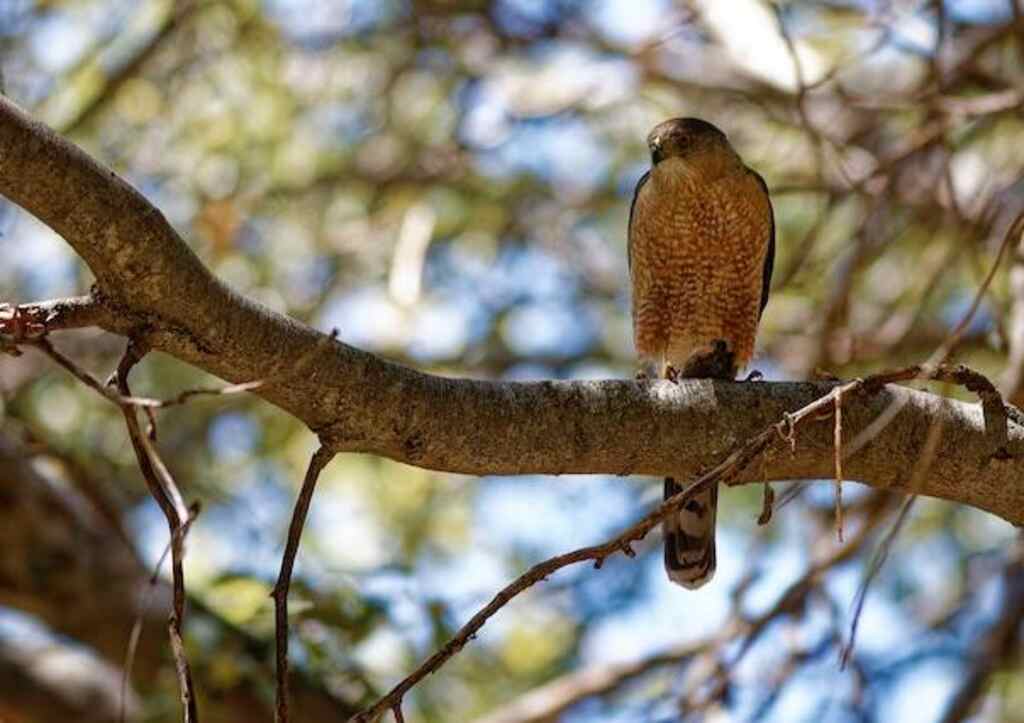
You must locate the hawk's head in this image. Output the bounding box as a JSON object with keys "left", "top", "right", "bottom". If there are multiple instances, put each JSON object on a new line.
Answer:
{"left": 647, "top": 118, "right": 730, "bottom": 166}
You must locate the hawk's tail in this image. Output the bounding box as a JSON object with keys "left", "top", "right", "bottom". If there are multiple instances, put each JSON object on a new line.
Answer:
{"left": 663, "top": 476, "right": 717, "bottom": 589}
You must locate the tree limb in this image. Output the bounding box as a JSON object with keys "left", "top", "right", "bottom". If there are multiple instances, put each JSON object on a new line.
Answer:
{"left": 272, "top": 446, "right": 335, "bottom": 723}
{"left": 2, "top": 94, "right": 1024, "bottom": 525}
{"left": 346, "top": 368, "right": 1006, "bottom": 721}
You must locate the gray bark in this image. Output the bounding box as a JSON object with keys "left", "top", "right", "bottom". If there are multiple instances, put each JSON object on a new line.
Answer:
{"left": 2, "top": 93, "right": 1023, "bottom": 531}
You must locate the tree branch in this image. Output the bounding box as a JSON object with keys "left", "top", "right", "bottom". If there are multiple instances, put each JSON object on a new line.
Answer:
{"left": 3, "top": 94, "right": 1024, "bottom": 526}
{"left": 272, "top": 446, "right": 336, "bottom": 723}
{"left": 113, "top": 343, "right": 199, "bottom": 723}
{"left": 349, "top": 366, "right": 987, "bottom": 721}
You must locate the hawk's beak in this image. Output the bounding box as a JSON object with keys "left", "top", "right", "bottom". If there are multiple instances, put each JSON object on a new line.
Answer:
{"left": 650, "top": 136, "right": 665, "bottom": 165}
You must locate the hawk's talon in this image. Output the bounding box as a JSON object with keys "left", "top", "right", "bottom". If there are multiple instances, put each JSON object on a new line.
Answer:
{"left": 634, "top": 370, "right": 649, "bottom": 382}
{"left": 743, "top": 369, "right": 764, "bottom": 382}
{"left": 679, "top": 340, "right": 736, "bottom": 380}
{"left": 665, "top": 365, "right": 680, "bottom": 384}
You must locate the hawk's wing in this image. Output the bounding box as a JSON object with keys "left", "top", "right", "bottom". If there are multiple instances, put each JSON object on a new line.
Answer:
{"left": 750, "top": 169, "right": 775, "bottom": 317}
{"left": 626, "top": 170, "right": 650, "bottom": 272}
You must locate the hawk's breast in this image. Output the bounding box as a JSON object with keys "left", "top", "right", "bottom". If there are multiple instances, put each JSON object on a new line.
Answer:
{"left": 629, "top": 160, "right": 772, "bottom": 370}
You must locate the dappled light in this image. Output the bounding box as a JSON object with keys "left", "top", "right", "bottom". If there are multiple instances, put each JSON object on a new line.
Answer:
{"left": 2, "top": 1, "right": 1024, "bottom": 722}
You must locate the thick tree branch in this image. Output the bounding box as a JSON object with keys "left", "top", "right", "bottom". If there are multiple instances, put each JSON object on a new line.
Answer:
{"left": 350, "top": 369, "right": 974, "bottom": 721}
{"left": 3, "top": 95, "right": 1024, "bottom": 530}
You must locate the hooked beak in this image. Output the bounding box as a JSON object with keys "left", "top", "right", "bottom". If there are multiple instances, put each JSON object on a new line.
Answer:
{"left": 649, "top": 135, "right": 665, "bottom": 165}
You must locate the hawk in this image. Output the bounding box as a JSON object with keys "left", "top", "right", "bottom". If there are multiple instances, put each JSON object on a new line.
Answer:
{"left": 628, "top": 118, "right": 775, "bottom": 589}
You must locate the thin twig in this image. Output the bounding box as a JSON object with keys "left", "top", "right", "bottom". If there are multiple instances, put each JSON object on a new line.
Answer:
{"left": 833, "top": 387, "right": 844, "bottom": 542}
{"left": 477, "top": 498, "right": 888, "bottom": 723}
{"left": 114, "top": 342, "right": 199, "bottom": 723}
{"left": 0, "top": 295, "right": 118, "bottom": 336}
{"left": 757, "top": 482, "right": 775, "bottom": 526}
{"left": 24, "top": 335, "right": 262, "bottom": 411}
{"left": 272, "top": 446, "right": 336, "bottom": 723}
{"left": 30, "top": 336, "right": 125, "bottom": 404}
{"left": 347, "top": 470, "right": 734, "bottom": 721}
{"left": 23, "top": 332, "right": 202, "bottom": 721}
{"left": 840, "top": 393, "right": 948, "bottom": 668}
{"left": 839, "top": 497, "right": 916, "bottom": 669}
{"left": 928, "top": 212, "right": 1024, "bottom": 369}
{"left": 121, "top": 503, "right": 200, "bottom": 723}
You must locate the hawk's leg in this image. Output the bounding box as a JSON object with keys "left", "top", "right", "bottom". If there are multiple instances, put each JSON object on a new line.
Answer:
{"left": 682, "top": 339, "right": 736, "bottom": 380}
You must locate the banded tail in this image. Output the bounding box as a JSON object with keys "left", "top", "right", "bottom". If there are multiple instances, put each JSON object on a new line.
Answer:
{"left": 660, "top": 341, "right": 733, "bottom": 589}
{"left": 663, "top": 476, "right": 717, "bottom": 589}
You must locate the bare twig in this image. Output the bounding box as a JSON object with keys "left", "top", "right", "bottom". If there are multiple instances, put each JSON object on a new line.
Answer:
{"left": 121, "top": 503, "right": 200, "bottom": 723}
{"left": 121, "top": 501, "right": 199, "bottom": 720}
{"left": 693, "top": 494, "right": 894, "bottom": 710}
{"left": 833, "top": 386, "right": 845, "bottom": 542}
{"left": 124, "top": 380, "right": 265, "bottom": 410}
{"left": 272, "top": 446, "right": 336, "bottom": 723}
{"left": 28, "top": 336, "right": 126, "bottom": 404}
{"left": 114, "top": 342, "right": 198, "bottom": 723}
{"left": 346, "top": 468, "right": 734, "bottom": 721}
{"left": 828, "top": 218, "right": 1020, "bottom": 666}
{"left": 15, "top": 333, "right": 202, "bottom": 719}
{"left": 757, "top": 481, "right": 775, "bottom": 526}
{"left": 839, "top": 497, "right": 915, "bottom": 670}
{"left": 34, "top": 334, "right": 263, "bottom": 409}
{"left": 928, "top": 212, "right": 1024, "bottom": 369}
{"left": 840, "top": 394, "right": 948, "bottom": 668}
{"left": 478, "top": 496, "right": 889, "bottom": 723}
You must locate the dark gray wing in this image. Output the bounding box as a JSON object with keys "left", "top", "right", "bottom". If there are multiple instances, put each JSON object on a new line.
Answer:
{"left": 626, "top": 170, "right": 650, "bottom": 271}
{"left": 749, "top": 168, "right": 775, "bottom": 317}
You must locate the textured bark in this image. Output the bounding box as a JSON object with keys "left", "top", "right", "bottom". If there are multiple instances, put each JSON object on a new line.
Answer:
{"left": 2, "top": 94, "right": 1024, "bottom": 527}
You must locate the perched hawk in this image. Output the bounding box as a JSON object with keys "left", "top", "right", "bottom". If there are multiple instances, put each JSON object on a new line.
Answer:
{"left": 628, "top": 118, "right": 775, "bottom": 589}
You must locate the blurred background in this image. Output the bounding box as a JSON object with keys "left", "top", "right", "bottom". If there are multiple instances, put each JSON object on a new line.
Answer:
{"left": 2, "top": 0, "right": 1024, "bottom": 721}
